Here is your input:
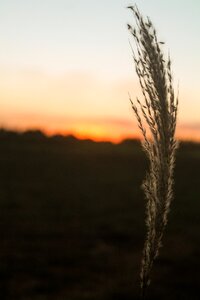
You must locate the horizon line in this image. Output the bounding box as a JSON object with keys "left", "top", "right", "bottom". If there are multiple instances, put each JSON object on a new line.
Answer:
{"left": 1, "top": 126, "right": 200, "bottom": 145}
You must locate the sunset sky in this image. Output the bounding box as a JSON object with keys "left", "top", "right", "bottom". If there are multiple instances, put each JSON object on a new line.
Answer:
{"left": 0, "top": 0, "right": 199, "bottom": 142}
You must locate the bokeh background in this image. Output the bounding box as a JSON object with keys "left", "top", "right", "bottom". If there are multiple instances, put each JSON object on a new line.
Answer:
{"left": 0, "top": 1, "right": 200, "bottom": 299}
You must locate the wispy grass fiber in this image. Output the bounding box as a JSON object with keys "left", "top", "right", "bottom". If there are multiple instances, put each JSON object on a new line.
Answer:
{"left": 127, "top": 5, "right": 178, "bottom": 299}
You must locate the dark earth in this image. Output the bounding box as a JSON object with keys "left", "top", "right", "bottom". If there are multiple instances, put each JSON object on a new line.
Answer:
{"left": 0, "top": 129, "right": 199, "bottom": 299}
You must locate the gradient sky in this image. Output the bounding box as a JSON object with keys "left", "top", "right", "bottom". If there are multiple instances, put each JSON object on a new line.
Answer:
{"left": 0, "top": 0, "right": 200, "bottom": 141}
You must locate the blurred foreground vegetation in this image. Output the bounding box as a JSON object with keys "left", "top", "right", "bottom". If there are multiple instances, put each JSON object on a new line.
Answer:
{"left": 0, "top": 129, "right": 199, "bottom": 299}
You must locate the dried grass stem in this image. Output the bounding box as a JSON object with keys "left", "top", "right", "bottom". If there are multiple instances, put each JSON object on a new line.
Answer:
{"left": 127, "top": 5, "right": 178, "bottom": 298}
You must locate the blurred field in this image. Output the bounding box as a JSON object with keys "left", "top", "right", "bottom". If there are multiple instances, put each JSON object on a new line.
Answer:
{"left": 0, "top": 129, "right": 199, "bottom": 300}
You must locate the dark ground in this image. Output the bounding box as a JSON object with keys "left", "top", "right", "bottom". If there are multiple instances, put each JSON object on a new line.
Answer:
{"left": 0, "top": 129, "right": 199, "bottom": 300}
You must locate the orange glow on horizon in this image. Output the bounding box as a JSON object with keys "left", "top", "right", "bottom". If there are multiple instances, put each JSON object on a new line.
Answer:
{"left": 45, "top": 129, "right": 200, "bottom": 143}
{"left": 42, "top": 123, "right": 140, "bottom": 143}
{"left": 1, "top": 68, "right": 200, "bottom": 144}
{"left": 3, "top": 121, "right": 200, "bottom": 144}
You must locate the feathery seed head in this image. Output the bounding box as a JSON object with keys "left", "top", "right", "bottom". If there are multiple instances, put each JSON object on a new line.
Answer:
{"left": 127, "top": 6, "right": 178, "bottom": 297}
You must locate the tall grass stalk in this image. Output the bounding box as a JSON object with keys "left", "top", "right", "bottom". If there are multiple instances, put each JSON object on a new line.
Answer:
{"left": 127, "top": 5, "right": 178, "bottom": 299}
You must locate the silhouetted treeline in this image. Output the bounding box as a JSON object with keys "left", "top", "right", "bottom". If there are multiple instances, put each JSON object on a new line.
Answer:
{"left": 0, "top": 128, "right": 199, "bottom": 149}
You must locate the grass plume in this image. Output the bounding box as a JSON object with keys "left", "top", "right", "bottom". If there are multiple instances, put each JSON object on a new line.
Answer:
{"left": 127, "top": 5, "right": 178, "bottom": 298}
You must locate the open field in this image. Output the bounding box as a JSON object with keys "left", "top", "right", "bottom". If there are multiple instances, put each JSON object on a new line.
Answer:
{"left": 0, "top": 130, "right": 200, "bottom": 299}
